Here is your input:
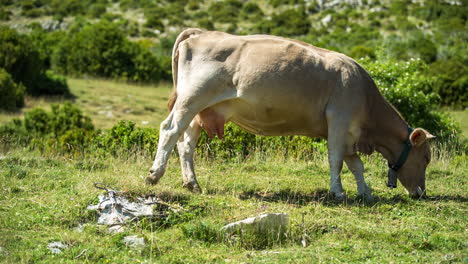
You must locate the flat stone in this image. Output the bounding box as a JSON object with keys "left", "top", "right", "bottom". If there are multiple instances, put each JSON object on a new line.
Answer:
{"left": 221, "top": 213, "right": 289, "bottom": 235}
{"left": 0, "top": 246, "right": 8, "bottom": 256}
{"left": 124, "top": 235, "right": 145, "bottom": 249}
{"left": 47, "top": 241, "right": 68, "bottom": 254}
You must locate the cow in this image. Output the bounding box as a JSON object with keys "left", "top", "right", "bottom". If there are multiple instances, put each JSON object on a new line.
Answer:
{"left": 147, "top": 28, "right": 435, "bottom": 200}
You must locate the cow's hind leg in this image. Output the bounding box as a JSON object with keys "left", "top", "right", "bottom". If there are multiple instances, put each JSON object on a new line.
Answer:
{"left": 176, "top": 119, "right": 202, "bottom": 192}
{"left": 147, "top": 109, "right": 197, "bottom": 185}
{"left": 326, "top": 129, "right": 346, "bottom": 200}
{"left": 344, "top": 154, "right": 373, "bottom": 201}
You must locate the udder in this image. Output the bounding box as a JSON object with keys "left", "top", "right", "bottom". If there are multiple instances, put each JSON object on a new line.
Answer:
{"left": 196, "top": 108, "right": 225, "bottom": 139}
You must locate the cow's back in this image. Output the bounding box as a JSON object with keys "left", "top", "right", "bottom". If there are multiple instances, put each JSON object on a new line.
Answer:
{"left": 178, "top": 31, "right": 372, "bottom": 138}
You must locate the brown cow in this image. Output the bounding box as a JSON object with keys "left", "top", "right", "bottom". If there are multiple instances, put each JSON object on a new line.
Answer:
{"left": 147, "top": 28, "right": 435, "bottom": 200}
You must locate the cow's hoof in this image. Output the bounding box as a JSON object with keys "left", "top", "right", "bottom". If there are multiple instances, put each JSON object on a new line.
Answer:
{"left": 331, "top": 192, "right": 347, "bottom": 201}
{"left": 357, "top": 192, "right": 374, "bottom": 203}
{"left": 146, "top": 175, "right": 159, "bottom": 185}
{"left": 183, "top": 182, "right": 202, "bottom": 193}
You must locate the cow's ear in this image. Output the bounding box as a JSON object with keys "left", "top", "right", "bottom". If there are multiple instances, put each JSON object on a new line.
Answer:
{"left": 410, "top": 128, "right": 435, "bottom": 146}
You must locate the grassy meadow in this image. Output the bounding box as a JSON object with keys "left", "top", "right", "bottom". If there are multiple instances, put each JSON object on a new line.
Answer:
{"left": 0, "top": 79, "right": 467, "bottom": 263}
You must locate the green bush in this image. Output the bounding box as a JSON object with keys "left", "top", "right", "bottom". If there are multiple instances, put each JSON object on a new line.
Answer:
{"left": 52, "top": 20, "right": 169, "bottom": 82}
{"left": 144, "top": 14, "right": 164, "bottom": 31}
{"left": 48, "top": 0, "right": 98, "bottom": 17}
{"left": 197, "top": 18, "right": 214, "bottom": 31}
{"left": 21, "top": 8, "right": 43, "bottom": 18}
{"left": 0, "top": 103, "right": 95, "bottom": 153}
{"left": 197, "top": 123, "right": 326, "bottom": 161}
{"left": 93, "top": 120, "right": 158, "bottom": 157}
{"left": 240, "top": 2, "right": 264, "bottom": 21}
{"left": 87, "top": 3, "right": 107, "bottom": 18}
{"left": 269, "top": 0, "right": 303, "bottom": 8}
{"left": 0, "top": 26, "right": 70, "bottom": 96}
{"left": 208, "top": 0, "right": 242, "bottom": 24}
{"left": 349, "top": 45, "right": 376, "bottom": 59}
{"left": 425, "top": 60, "right": 467, "bottom": 107}
{"left": 0, "top": 68, "right": 25, "bottom": 111}
{"left": 254, "top": 8, "right": 310, "bottom": 36}
{"left": 186, "top": 0, "right": 199, "bottom": 11}
{"left": 361, "top": 58, "right": 459, "bottom": 140}
{"left": 0, "top": 8, "right": 12, "bottom": 20}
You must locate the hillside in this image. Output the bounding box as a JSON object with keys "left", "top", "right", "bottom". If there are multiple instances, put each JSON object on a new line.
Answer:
{"left": 0, "top": 0, "right": 466, "bottom": 110}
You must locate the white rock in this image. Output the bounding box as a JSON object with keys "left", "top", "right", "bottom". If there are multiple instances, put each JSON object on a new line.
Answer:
{"left": 321, "top": 14, "right": 332, "bottom": 26}
{"left": 221, "top": 213, "right": 288, "bottom": 235}
{"left": 0, "top": 246, "right": 8, "bottom": 256}
{"left": 124, "top": 235, "right": 145, "bottom": 249}
{"left": 108, "top": 225, "right": 125, "bottom": 233}
{"left": 47, "top": 241, "right": 68, "bottom": 254}
{"left": 87, "top": 195, "right": 158, "bottom": 226}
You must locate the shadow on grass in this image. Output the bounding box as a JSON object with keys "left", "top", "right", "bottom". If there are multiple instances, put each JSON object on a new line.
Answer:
{"left": 239, "top": 189, "right": 468, "bottom": 207}
{"left": 426, "top": 194, "right": 468, "bottom": 203}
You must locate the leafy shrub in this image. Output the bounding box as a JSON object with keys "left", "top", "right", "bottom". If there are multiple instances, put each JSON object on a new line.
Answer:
{"left": 240, "top": 2, "right": 264, "bottom": 21}
{"left": 144, "top": 15, "right": 165, "bottom": 31}
{"left": 425, "top": 60, "right": 467, "bottom": 107}
{"left": 186, "top": 0, "right": 200, "bottom": 11}
{"left": 197, "top": 123, "right": 326, "bottom": 161}
{"left": 21, "top": 8, "right": 43, "bottom": 18}
{"left": 0, "top": 68, "right": 25, "bottom": 111}
{"left": 254, "top": 8, "right": 310, "bottom": 36}
{"left": 0, "top": 26, "right": 70, "bottom": 97}
{"left": 0, "top": 8, "right": 12, "bottom": 20}
{"left": 269, "top": 0, "right": 303, "bottom": 8}
{"left": 197, "top": 18, "right": 214, "bottom": 31}
{"left": 48, "top": 0, "right": 98, "bottom": 17}
{"left": 93, "top": 120, "right": 158, "bottom": 157}
{"left": 52, "top": 20, "right": 169, "bottom": 82}
{"left": 87, "top": 3, "right": 107, "bottom": 18}
{"left": 0, "top": 103, "right": 95, "bottom": 153}
{"left": 361, "top": 58, "right": 459, "bottom": 140}
{"left": 208, "top": 0, "right": 242, "bottom": 24}
{"left": 350, "top": 45, "right": 376, "bottom": 60}
{"left": 309, "top": 25, "right": 379, "bottom": 55}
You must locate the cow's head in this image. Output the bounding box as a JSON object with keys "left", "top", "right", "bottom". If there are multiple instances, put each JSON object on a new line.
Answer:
{"left": 396, "top": 128, "right": 435, "bottom": 198}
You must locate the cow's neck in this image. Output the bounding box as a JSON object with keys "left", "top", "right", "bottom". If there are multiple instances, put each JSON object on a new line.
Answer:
{"left": 370, "top": 98, "right": 409, "bottom": 165}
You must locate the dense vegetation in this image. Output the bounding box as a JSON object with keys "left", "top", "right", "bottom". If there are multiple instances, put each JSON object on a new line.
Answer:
{"left": 0, "top": 0, "right": 466, "bottom": 109}
{"left": 0, "top": 25, "right": 69, "bottom": 110}
{"left": 0, "top": 0, "right": 465, "bottom": 156}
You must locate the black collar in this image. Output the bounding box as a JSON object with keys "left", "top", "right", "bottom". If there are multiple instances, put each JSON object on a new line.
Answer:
{"left": 387, "top": 127, "right": 413, "bottom": 188}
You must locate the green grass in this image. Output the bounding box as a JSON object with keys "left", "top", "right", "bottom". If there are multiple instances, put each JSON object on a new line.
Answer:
{"left": 0, "top": 78, "right": 172, "bottom": 129}
{"left": 0, "top": 149, "right": 466, "bottom": 263}
{"left": 0, "top": 78, "right": 467, "bottom": 263}
{"left": 450, "top": 109, "right": 468, "bottom": 139}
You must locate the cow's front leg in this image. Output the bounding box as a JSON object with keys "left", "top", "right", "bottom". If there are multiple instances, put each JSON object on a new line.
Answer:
{"left": 147, "top": 110, "right": 195, "bottom": 185}
{"left": 344, "top": 154, "right": 373, "bottom": 201}
{"left": 176, "top": 120, "right": 202, "bottom": 192}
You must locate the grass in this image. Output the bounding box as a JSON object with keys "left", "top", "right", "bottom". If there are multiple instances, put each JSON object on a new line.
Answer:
{"left": 450, "top": 109, "right": 468, "bottom": 139}
{"left": 0, "top": 150, "right": 466, "bottom": 263}
{"left": 0, "top": 78, "right": 172, "bottom": 129}
{"left": 0, "top": 78, "right": 467, "bottom": 263}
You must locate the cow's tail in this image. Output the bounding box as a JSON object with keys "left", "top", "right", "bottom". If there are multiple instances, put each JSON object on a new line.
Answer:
{"left": 168, "top": 28, "right": 204, "bottom": 111}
